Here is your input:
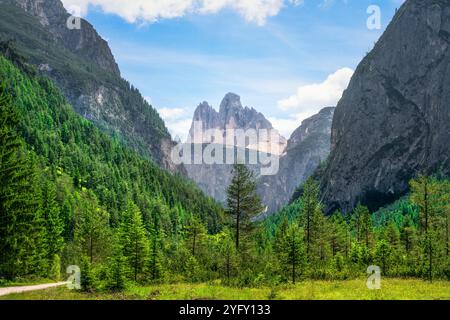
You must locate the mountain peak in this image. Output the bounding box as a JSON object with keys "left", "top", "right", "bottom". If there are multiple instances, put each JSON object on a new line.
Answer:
{"left": 188, "top": 93, "right": 287, "bottom": 155}
{"left": 219, "top": 92, "right": 242, "bottom": 113}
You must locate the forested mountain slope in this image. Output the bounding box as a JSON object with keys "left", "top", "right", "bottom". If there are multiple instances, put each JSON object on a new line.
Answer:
{"left": 0, "top": 0, "right": 176, "bottom": 169}
{"left": 0, "top": 54, "right": 222, "bottom": 278}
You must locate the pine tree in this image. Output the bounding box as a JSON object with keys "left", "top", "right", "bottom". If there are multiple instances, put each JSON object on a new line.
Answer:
{"left": 119, "top": 201, "right": 149, "bottom": 282}
{"left": 400, "top": 215, "right": 418, "bottom": 275}
{"left": 41, "top": 180, "right": 64, "bottom": 268}
{"left": 374, "top": 239, "right": 392, "bottom": 276}
{"left": 147, "top": 202, "right": 164, "bottom": 281}
{"left": 276, "top": 222, "right": 306, "bottom": 284}
{"left": 80, "top": 255, "right": 95, "bottom": 292}
{"left": 410, "top": 175, "right": 440, "bottom": 281}
{"left": 185, "top": 215, "right": 207, "bottom": 257}
{"left": 106, "top": 234, "right": 127, "bottom": 291}
{"left": 298, "top": 178, "right": 320, "bottom": 259}
{"left": 297, "top": 178, "right": 330, "bottom": 265}
{"left": 226, "top": 164, "right": 264, "bottom": 251}
{"left": 329, "top": 212, "right": 351, "bottom": 257}
{"left": 352, "top": 204, "right": 373, "bottom": 248}
{"left": 216, "top": 228, "right": 238, "bottom": 283}
{"left": 74, "top": 190, "right": 110, "bottom": 264}
{"left": 49, "top": 254, "right": 61, "bottom": 281}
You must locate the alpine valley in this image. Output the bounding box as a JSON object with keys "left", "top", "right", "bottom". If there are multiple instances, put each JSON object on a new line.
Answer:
{"left": 0, "top": 0, "right": 448, "bottom": 301}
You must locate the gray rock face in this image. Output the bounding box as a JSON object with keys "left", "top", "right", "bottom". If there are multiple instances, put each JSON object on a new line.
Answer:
{"left": 0, "top": 0, "right": 120, "bottom": 75}
{"left": 258, "top": 107, "right": 335, "bottom": 215}
{"left": 319, "top": 0, "right": 450, "bottom": 214}
{"left": 189, "top": 93, "right": 284, "bottom": 148}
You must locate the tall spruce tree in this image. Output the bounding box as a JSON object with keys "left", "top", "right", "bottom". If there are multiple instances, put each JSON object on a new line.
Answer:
{"left": 74, "top": 190, "right": 110, "bottom": 264}
{"left": 276, "top": 221, "right": 306, "bottom": 284}
{"left": 119, "top": 201, "right": 149, "bottom": 282}
{"left": 185, "top": 215, "right": 207, "bottom": 257}
{"left": 352, "top": 204, "right": 373, "bottom": 248}
{"left": 226, "top": 164, "right": 264, "bottom": 251}
{"left": 410, "top": 176, "right": 440, "bottom": 281}
{"left": 298, "top": 178, "right": 328, "bottom": 263}
{"left": 41, "top": 180, "right": 64, "bottom": 268}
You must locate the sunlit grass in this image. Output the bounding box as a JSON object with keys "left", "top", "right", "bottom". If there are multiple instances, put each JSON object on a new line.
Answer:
{"left": 2, "top": 279, "right": 449, "bottom": 300}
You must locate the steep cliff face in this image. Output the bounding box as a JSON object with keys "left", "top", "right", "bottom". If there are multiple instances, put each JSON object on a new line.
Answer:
{"left": 0, "top": 0, "right": 176, "bottom": 169}
{"left": 258, "top": 107, "right": 335, "bottom": 215}
{"left": 189, "top": 93, "right": 287, "bottom": 155}
{"left": 0, "top": 0, "right": 120, "bottom": 75}
{"left": 319, "top": 0, "right": 450, "bottom": 214}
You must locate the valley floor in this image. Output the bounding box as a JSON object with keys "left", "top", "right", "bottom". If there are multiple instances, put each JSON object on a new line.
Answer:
{"left": 1, "top": 279, "right": 449, "bottom": 300}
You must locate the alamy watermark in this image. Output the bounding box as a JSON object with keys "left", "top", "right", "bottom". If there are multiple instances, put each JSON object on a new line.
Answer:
{"left": 171, "top": 122, "right": 281, "bottom": 176}
{"left": 367, "top": 5, "right": 382, "bottom": 30}
{"left": 366, "top": 265, "right": 381, "bottom": 290}
{"left": 66, "top": 5, "right": 82, "bottom": 30}
{"left": 66, "top": 265, "right": 81, "bottom": 290}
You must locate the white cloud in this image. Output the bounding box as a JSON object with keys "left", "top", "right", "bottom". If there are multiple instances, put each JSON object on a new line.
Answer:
{"left": 278, "top": 67, "right": 353, "bottom": 111}
{"left": 271, "top": 67, "right": 353, "bottom": 138}
{"left": 158, "top": 107, "right": 186, "bottom": 120}
{"left": 157, "top": 107, "right": 191, "bottom": 141}
{"left": 61, "top": 0, "right": 304, "bottom": 26}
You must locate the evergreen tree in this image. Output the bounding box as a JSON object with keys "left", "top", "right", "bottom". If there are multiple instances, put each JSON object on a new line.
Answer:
{"left": 226, "top": 164, "right": 264, "bottom": 251}
{"left": 41, "top": 180, "right": 64, "bottom": 268}
{"left": 276, "top": 222, "right": 306, "bottom": 284}
{"left": 80, "top": 255, "right": 95, "bottom": 292}
{"left": 410, "top": 176, "right": 440, "bottom": 281}
{"left": 352, "top": 204, "right": 373, "bottom": 248}
{"left": 106, "top": 234, "right": 127, "bottom": 291}
{"left": 119, "top": 201, "right": 149, "bottom": 282}
{"left": 185, "top": 216, "right": 207, "bottom": 257}
{"left": 49, "top": 254, "right": 61, "bottom": 281}
{"left": 74, "top": 191, "right": 110, "bottom": 264}
{"left": 298, "top": 178, "right": 320, "bottom": 259}
{"left": 329, "top": 212, "right": 351, "bottom": 257}
{"left": 374, "top": 239, "right": 392, "bottom": 276}
{"left": 147, "top": 202, "right": 164, "bottom": 281}
{"left": 297, "top": 178, "right": 330, "bottom": 265}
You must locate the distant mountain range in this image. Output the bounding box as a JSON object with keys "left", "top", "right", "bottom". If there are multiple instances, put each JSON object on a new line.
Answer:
{"left": 184, "top": 93, "right": 334, "bottom": 214}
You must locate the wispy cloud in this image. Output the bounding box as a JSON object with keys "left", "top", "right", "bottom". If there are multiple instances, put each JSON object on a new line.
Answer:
{"left": 278, "top": 67, "right": 353, "bottom": 111}
{"left": 62, "top": 0, "right": 304, "bottom": 26}
{"left": 271, "top": 67, "right": 353, "bottom": 138}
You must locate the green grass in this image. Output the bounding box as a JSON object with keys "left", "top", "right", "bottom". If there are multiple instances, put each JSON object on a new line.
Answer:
{"left": 1, "top": 279, "right": 449, "bottom": 300}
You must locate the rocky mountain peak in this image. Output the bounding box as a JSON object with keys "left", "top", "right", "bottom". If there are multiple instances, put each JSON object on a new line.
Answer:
{"left": 1, "top": 0, "right": 120, "bottom": 76}
{"left": 288, "top": 107, "right": 335, "bottom": 151}
{"left": 1, "top": 0, "right": 65, "bottom": 26}
{"left": 219, "top": 92, "right": 242, "bottom": 113}
{"left": 188, "top": 93, "right": 287, "bottom": 154}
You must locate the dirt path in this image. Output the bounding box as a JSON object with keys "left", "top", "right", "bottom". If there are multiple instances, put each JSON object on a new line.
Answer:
{"left": 0, "top": 282, "right": 68, "bottom": 297}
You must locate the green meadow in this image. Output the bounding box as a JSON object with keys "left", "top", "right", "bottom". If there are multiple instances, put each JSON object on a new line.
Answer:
{"left": 2, "top": 279, "right": 449, "bottom": 300}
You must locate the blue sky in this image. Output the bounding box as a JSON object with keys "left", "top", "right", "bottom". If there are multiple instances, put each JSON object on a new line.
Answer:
{"left": 61, "top": 0, "right": 405, "bottom": 140}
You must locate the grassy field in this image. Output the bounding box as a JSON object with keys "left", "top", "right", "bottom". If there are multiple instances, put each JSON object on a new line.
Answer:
{"left": 1, "top": 279, "right": 449, "bottom": 300}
